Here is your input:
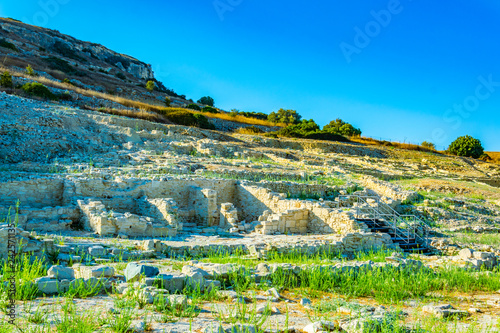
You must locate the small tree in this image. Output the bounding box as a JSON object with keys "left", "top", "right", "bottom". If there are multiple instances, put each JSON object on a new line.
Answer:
{"left": 164, "top": 96, "right": 171, "bottom": 107}
{"left": 197, "top": 96, "right": 214, "bottom": 107}
{"left": 323, "top": 118, "right": 361, "bottom": 136}
{"left": 447, "top": 135, "right": 484, "bottom": 158}
{"left": 0, "top": 71, "right": 13, "bottom": 88}
{"left": 26, "top": 65, "right": 37, "bottom": 76}
{"left": 421, "top": 141, "right": 436, "bottom": 150}
{"left": 267, "top": 108, "right": 302, "bottom": 124}
{"left": 146, "top": 80, "right": 155, "bottom": 92}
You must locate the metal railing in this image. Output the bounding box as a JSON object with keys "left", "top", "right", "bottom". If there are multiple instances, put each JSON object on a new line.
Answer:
{"left": 335, "top": 195, "right": 430, "bottom": 247}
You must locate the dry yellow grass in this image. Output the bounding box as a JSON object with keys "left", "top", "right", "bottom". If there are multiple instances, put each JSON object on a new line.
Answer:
{"left": 485, "top": 152, "right": 500, "bottom": 164}
{"left": 83, "top": 106, "right": 173, "bottom": 124}
{"left": 194, "top": 112, "right": 285, "bottom": 128}
{"left": 350, "top": 136, "right": 437, "bottom": 153}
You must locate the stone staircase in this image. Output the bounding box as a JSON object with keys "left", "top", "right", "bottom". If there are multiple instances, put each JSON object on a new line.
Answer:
{"left": 337, "top": 195, "right": 431, "bottom": 253}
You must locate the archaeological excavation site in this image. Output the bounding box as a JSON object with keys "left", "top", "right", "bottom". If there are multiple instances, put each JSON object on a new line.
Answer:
{"left": 0, "top": 17, "right": 499, "bottom": 333}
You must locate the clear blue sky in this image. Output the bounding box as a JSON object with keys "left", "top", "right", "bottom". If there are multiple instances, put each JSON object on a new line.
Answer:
{"left": 2, "top": 0, "right": 500, "bottom": 150}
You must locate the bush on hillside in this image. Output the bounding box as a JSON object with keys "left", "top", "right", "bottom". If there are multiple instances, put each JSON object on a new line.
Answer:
{"left": 268, "top": 108, "right": 302, "bottom": 124}
{"left": 26, "top": 65, "right": 37, "bottom": 77}
{"left": 0, "top": 39, "right": 18, "bottom": 52}
{"left": 160, "top": 110, "right": 215, "bottom": 130}
{"left": 276, "top": 119, "right": 320, "bottom": 138}
{"left": 115, "top": 72, "right": 126, "bottom": 80}
{"left": 146, "top": 80, "right": 155, "bottom": 92}
{"left": 323, "top": 118, "right": 361, "bottom": 136}
{"left": 201, "top": 106, "right": 219, "bottom": 114}
{"left": 235, "top": 126, "right": 265, "bottom": 135}
{"left": 421, "top": 141, "right": 436, "bottom": 150}
{"left": 230, "top": 109, "right": 268, "bottom": 120}
{"left": 186, "top": 103, "right": 201, "bottom": 111}
{"left": 0, "top": 71, "right": 14, "bottom": 88}
{"left": 447, "top": 135, "right": 484, "bottom": 158}
{"left": 197, "top": 96, "right": 214, "bottom": 106}
{"left": 193, "top": 113, "right": 216, "bottom": 130}
{"left": 304, "top": 132, "right": 350, "bottom": 142}
{"left": 164, "top": 96, "right": 171, "bottom": 107}
{"left": 21, "top": 82, "right": 57, "bottom": 100}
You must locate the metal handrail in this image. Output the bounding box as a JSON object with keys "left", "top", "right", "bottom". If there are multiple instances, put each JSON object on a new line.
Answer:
{"left": 335, "top": 195, "right": 430, "bottom": 247}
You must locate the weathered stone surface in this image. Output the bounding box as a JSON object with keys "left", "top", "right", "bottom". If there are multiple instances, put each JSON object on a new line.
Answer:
{"left": 154, "top": 273, "right": 186, "bottom": 293}
{"left": 124, "top": 263, "right": 159, "bottom": 282}
{"left": 74, "top": 265, "right": 115, "bottom": 279}
{"left": 88, "top": 245, "right": 107, "bottom": 257}
{"left": 422, "top": 304, "right": 469, "bottom": 319}
{"left": 185, "top": 272, "right": 206, "bottom": 290}
{"left": 459, "top": 248, "right": 474, "bottom": 260}
{"left": 47, "top": 265, "right": 75, "bottom": 280}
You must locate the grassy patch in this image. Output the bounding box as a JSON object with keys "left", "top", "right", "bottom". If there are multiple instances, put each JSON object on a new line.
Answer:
{"left": 447, "top": 232, "right": 500, "bottom": 248}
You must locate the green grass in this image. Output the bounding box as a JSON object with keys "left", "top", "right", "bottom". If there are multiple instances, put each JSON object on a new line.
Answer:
{"left": 447, "top": 232, "right": 500, "bottom": 248}
{"left": 0, "top": 254, "right": 47, "bottom": 301}
{"left": 199, "top": 248, "right": 397, "bottom": 268}
{"left": 215, "top": 262, "right": 500, "bottom": 304}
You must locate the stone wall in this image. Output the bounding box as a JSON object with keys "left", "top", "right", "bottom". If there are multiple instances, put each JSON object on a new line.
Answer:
{"left": 244, "top": 180, "right": 339, "bottom": 199}
{"left": 219, "top": 203, "right": 238, "bottom": 229}
{"left": 237, "top": 185, "right": 366, "bottom": 235}
{"left": 77, "top": 199, "right": 177, "bottom": 237}
{"left": 72, "top": 178, "right": 238, "bottom": 211}
{"left": 259, "top": 209, "right": 309, "bottom": 235}
{"left": 360, "top": 176, "right": 419, "bottom": 203}
{"left": 190, "top": 186, "right": 218, "bottom": 227}
{"left": 0, "top": 178, "right": 65, "bottom": 208}
{"left": 137, "top": 197, "right": 180, "bottom": 229}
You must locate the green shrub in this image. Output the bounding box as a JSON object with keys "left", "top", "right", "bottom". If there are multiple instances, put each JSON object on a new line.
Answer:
{"left": 0, "top": 71, "right": 14, "bottom": 88}
{"left": 447, "top": 135, "right": 484, "bottom": 158}
{"left": 161, "top": 110, "right": 215, "bottom": 130}
{"left": 194, "top": 113, "right": 216, "bottom": 130}
{"left": 304, "top": 131, "right": 350, "bottom": 142}
{"left": 268, "top": 108, "right": 301, "bottom": 124}
{"left": 276, "top": 119, "right": 320, "bottom": 138}
{"left": 421, "top": 141, "right": 436, "bottom": 150}
{"left": 323, "top": 118, "right": 361, "bottom": 136}
{"left": 25, "top": 65, "right": 37, "bottom": 76}
{"left": 21, "top": 82, "right": 57, "bottom": 100}
{"left": 164, "top": 96, "right": 171, "bottom": 107}
{"left": 186, "top": 103, "right": 201, "bottom": 111}
{"left": 201, "top": 106, "right": 219, "bottom": 114}
{"left": 57, "top": 91, "right": 73, "bottom": 101}
{"left": 197, "top": 96, "right": 214, "bottom": 106}
{"left": 115, "top": 72, "right": 126, "bottom": 80}
{"left": 146, "top": 80, "right": 155, "bottom": 92}
{"left": 161, "top": 110, "right": 199, "bottom": 126}
{"left": 235, "top": 126, "right": 265, "bottom": 134}
{"left": 0, "top": 39, "right": 18, "bottom": 51}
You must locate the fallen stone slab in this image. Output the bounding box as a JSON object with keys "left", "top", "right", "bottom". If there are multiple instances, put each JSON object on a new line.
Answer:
{"left": 422, "top": 304, "right": 469, "bottom": 319}
{"left": 154, "top": 273, "right": 185, "bottom": 293}
{"left": 74, "top": 265, "right": 115, "bottom": 279}
{"left": 124, "top": 262, "right": 159, "bottom": 282}
{"left": 47, "top": 265, "right": 75, "bottom": 280}
{"left": 88, "top": 245, "right": 107, "bottom": 257}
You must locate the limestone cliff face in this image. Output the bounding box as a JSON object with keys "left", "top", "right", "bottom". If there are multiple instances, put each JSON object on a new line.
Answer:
{"left": 0, "top": 18, "right": 154, "bottom": 80}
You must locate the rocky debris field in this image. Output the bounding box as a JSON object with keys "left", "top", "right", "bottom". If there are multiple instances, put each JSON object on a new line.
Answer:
{"left": 0, "top": 91, "right": 499, "bottom": 332}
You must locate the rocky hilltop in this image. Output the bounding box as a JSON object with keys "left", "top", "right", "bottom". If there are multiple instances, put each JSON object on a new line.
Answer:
{"left": 0, "top": 17, "right": 161, "bottom": 94}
